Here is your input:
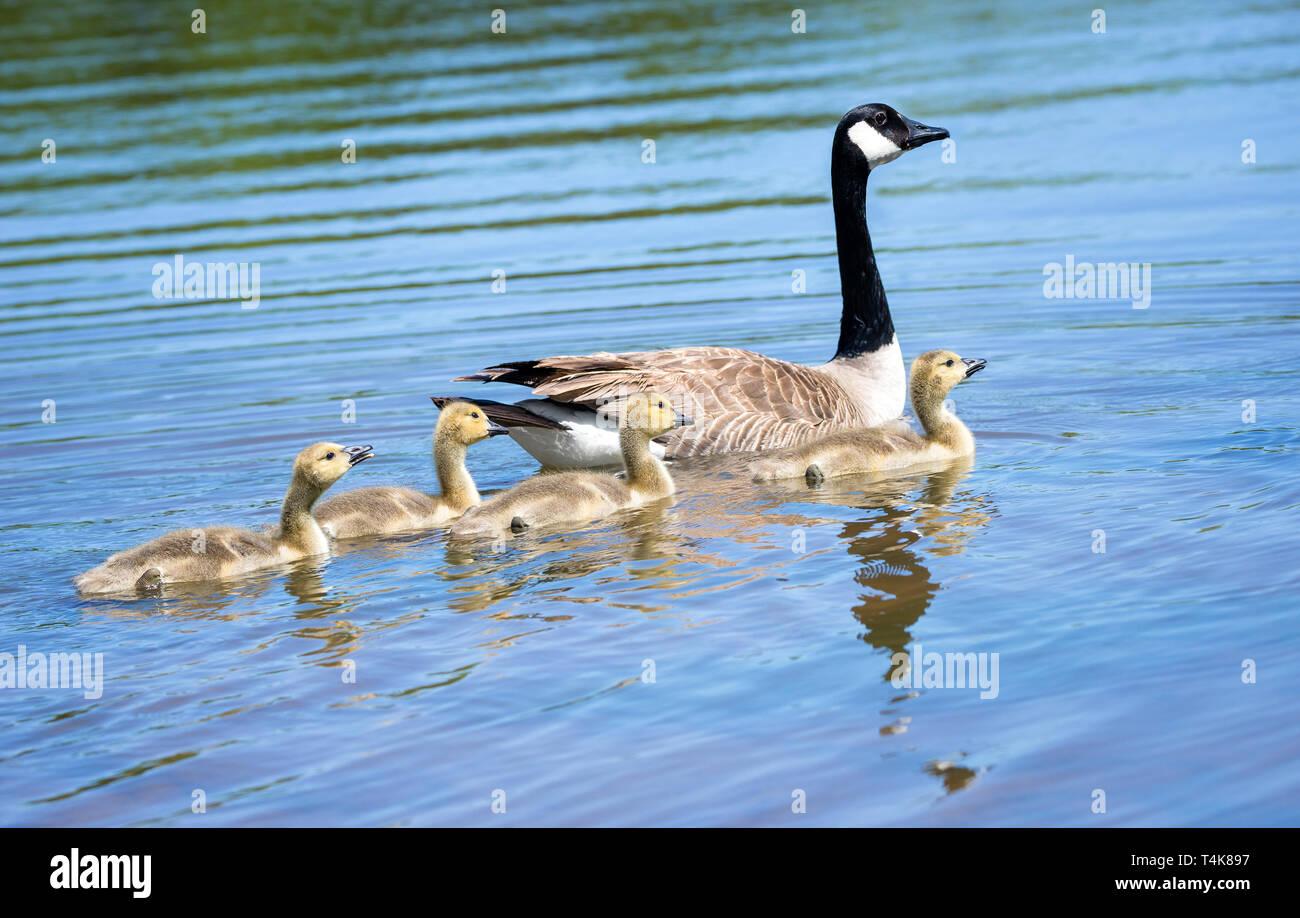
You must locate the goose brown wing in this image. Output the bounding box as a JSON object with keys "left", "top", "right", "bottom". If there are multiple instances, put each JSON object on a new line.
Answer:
{"left": 456, "top": 346, "right": 872, "bottom": 455}
{"left": 429, "top": 396, "right": 567, "bottom": 429}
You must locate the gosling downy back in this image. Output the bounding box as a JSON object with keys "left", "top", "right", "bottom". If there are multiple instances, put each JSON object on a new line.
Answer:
{"left": 449, "top": 390, "right": 691, "bottom": 538}
{"left": 750, "top": 350, "right": 986, "bottom": 483}
{"left": 313, "top": 399, "right": 507, "bottom": 539}
{"left": 74, "top": 441, "right": 373, "bottom": 594}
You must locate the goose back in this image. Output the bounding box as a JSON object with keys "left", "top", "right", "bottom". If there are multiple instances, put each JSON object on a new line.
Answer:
{"left": 457, "top": 344, "right": 902, "bottom": 458}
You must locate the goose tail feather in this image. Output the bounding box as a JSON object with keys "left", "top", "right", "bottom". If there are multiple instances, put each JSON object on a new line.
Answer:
{"left": 430, "top": 396, "right": 568, "bottom": 430}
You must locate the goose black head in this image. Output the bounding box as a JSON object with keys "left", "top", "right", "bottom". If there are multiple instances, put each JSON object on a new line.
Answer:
{"left": 836, "top": 103, "right": 949, "bottom": 171}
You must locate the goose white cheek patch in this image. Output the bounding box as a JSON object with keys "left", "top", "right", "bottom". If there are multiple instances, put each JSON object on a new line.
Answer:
{"left": 848, "top": 120, "right": 903, "bottom": 168}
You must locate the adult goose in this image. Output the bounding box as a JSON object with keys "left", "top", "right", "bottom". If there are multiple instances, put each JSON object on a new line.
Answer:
{"left": 450, "top": 103, "right": 948, "bottom": 467}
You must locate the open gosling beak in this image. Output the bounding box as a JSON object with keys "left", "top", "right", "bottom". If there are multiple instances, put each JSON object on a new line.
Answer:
{"left": 344, "top": 444, "right": 374, "bottom": 466}
{"left": 901, "top": 114, "right": 949, "bottom": 149}
{"left": 486, "top": 420, "right": 510, "bottom": 437}
{"left": 674, "top": 411, "right": 694, "bottom": 428}
{"left": 961, "top": 357, "right": 987, "bottom": 378}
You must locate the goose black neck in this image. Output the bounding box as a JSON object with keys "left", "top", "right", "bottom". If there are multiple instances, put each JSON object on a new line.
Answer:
{"left": 831, "top": 152, "right": 894, "bottom": 360}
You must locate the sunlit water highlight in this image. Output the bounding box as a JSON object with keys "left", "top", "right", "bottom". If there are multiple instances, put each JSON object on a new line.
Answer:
{"left": 1, "top": 0, "right": 1298, "bottom": 825}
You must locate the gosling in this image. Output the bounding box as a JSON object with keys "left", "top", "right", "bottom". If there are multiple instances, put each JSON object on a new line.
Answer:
{"left": 750, "top": 349, "right": 986, "bottom": 484}
{"left": 450, "top": 390, "right": 691, "bottom": 539}
{"left": 74, "top": 442, "right": 373, "bottom": 594}
{"left": 314, "top": 400, "right": 507, "bottom": 539}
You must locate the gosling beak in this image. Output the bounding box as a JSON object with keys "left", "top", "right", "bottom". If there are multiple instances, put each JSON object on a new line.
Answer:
{"left": 674, "top": 411, "right": 694, "bottom": 428}
{"left": 901, "top": 114, "right": 949, "bottom": 150}
{"left": 486, "top": 420, "right": 510, "bottom": 437}
{"left": 344, "top": 444, "right": 374, "bottom": 466}
{"left": 961, "top": 357, "right": 987, "bottom": 378}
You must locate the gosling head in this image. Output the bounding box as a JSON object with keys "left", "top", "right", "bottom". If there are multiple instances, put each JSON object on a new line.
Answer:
{"left": 910, "top": 350, "right": 986, "bottom": 404}
{"left": 601, "top": 390, "right": 693, "bottom": 438}
{"left": 433, "top": 399, "right": 508, "bottom": 446}
{"left": 294, "top": 441, "right": 373, "bottom": 490}
{"left": 837, "top": 103, "right": 949, "bottom": 172}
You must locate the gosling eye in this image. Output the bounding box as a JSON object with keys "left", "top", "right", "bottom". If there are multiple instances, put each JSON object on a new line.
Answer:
{"left": 657, "top": 401, "right": 664, "bottom": 409}
{"left": 470, "top": 412, "right": 479, "bottom": 419}
{"left": 945, "top": 359, "right": 954, "bottom": 367}
{"left": 873, "top": 111, "right": 887, "bottom": 126}
{"left": 325, "top": 451, "right": 336, "bottom": 460}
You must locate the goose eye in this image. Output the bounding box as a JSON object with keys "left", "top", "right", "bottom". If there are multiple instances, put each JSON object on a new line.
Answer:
{"left": 945, "top": 360, "right": 954, "bottom": 367}
{"left": 874, "top": 111, "right": 887, "bottom": 126}
{"left": 657, "top": 401, "right": 664, "bottom": 409}
{"left": 325, "top": 451, "right": 336, "bottom": 460}
{"left": 471, "top": 412, "right": 479, "bottom": 419}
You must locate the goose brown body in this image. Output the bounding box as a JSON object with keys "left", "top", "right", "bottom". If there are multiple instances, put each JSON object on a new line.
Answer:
{"left": 458, "top": 344, "right": 902, "bottom": 458}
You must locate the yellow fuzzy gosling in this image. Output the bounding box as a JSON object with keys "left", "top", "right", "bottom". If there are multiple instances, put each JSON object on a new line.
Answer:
{"left": 314, "top": 400, "right": 506, "bottom": 539}
{"left": 74, "top": 442, "right": 373, "bottom": 594}
{"left": 750, "top": 349, "right": 985, "bottom": 484}
{"left": 450, "top": 390, "right": 691, "bottom": 538}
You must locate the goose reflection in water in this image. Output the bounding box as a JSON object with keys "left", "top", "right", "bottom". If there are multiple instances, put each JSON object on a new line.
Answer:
{"left": 818, "top": 459, "right": 992, "bottom": 664}
{"left": 76, "top": 456, "right": 993, "bottom": 775}
{"left": 76, "top": 459, "right": 992, "bottom": 673}
{"left": 279, "top": 563, "right": 367, "bottom": 665}
{"left": 75, "top": 555, "right": 371, "bottom": 669}
{"left": 432, "top": 454, "right": 994, "bottom": 799}
{"left": 430, "top": 456, "right": 993, "bottom": 658}
{"left": 791, "top": 458, "right": 994, "bottom": 796}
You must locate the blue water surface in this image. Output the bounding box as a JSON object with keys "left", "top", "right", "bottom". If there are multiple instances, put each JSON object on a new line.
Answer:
{"left": 0, "top": 0, "right": 1297, "bottom": 825}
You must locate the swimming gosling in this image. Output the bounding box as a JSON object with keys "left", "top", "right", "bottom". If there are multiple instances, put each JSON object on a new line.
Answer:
{"left": 314, "top": 400, "right": 507, "bottom": 539}
{"left": 74, "top": 442, "right": 373, "bottom": 594}
{"left": 750, "top": 349, "right": 986, "bottom": 484}
{"left": 450, "top": 390, "right": 691, "bottom": 539}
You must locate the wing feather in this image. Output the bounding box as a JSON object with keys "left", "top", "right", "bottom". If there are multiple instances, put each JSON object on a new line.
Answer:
{"left": 454, "top": 346, "right": 877, "bottom": 457}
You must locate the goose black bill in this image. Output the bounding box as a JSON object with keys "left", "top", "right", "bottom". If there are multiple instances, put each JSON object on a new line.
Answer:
{"left": 901, "top": 115, "right": 949, "bottom": 149}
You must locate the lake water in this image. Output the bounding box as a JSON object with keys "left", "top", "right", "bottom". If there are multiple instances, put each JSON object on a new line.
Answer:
{"left": 2, "top": 0, "right": 1298, "bottom": 826}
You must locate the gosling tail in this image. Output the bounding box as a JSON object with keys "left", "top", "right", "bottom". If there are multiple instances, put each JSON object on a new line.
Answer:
{"left": 449, "top": 511, "right": 505, "bottom": 540}
{"left": 74, "top": 563, "right": 141, "bottom": 595}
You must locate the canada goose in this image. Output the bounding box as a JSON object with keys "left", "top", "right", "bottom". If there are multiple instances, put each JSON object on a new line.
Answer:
{"left": 449, "top": 390, "right": 691, "bottom": 539}
{"left": 750, "top": 350, "right": 985, "bottom": 483}
{"left": 314, "top": 400, "right": 507, "bottom": 539}
{"left": 74, "top": 442, "right": 373, "bottom": 594}
{"left": 447, "top": 103, "right": 948, "bottom": 467}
